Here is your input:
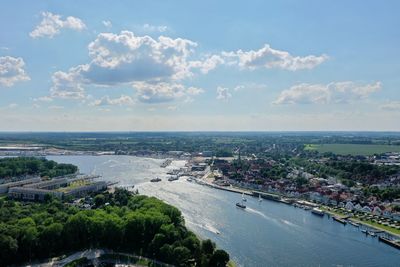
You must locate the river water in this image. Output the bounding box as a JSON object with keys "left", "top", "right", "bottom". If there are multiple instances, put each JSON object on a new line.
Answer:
{"left": 48, "top": 155, "right": 400, "bottom": 267}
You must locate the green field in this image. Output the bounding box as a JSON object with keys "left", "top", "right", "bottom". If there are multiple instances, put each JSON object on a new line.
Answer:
{"left": 304, "top": 144, "right": 400, "bottom": 156}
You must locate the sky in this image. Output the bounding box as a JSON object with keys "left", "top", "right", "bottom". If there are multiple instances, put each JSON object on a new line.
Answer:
{"left": 0, "top": 0, "right": 399, "bottom": 131}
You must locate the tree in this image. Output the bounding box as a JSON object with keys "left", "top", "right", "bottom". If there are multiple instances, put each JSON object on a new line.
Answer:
{"left": 209, "top": 249, "right": 230, "bottom": 267}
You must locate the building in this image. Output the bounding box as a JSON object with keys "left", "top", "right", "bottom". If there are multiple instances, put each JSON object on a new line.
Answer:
{"left": 64, "top": 181, "right": 107, "bottom": 198}
{"left": 8, "top": 187, "right": 63, "bottom": 201}
{"left": 24, "top": 178, "right": 69, "bottom": 190}
{"left": 0, "top": 177, "right": 41, "bottom": 194}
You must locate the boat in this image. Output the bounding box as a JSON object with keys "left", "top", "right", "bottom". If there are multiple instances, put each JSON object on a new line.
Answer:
{"left": 236, "top": 196, "right": 246, "bottom": 209}
{"left": 150, "top": 177, "right": 162, "bottom": 182}
{"left": 311, "top": 208, "right": 324, "bottom": 217}
{"left": 242, "top": 193, "right": 247, "bottom": 202}
{"left": 258, "top": 194, "right": 262, "bottom": 202}
{"left": 332, "top": 216, "right": 347, "bottom": 225}
{"left": 361, "top": 229, "right": 368, "bottom": 234}
{"left": 186, "top": 177, "right": 193, "bottom": 182}
{"left": 236, "top": 202, "right": 246, "bottom": 209}
{"left": 168, "top": 176, "right": 179, "bottom": 182}
{"left": 349, "top": 221, "right": 360, "bottom": 227}
{"left": 369, "top": 231, "right": 376, "bottom": 237}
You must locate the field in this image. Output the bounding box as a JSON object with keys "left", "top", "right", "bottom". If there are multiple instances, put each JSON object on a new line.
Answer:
{"left": 304, "top": 144, "right": 400, "bottom": 156}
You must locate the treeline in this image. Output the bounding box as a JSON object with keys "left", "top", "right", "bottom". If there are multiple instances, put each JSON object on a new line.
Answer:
{"left": 0, "top": 189, "right": 229, "bottom": 266}
{"left": 0, "top": 157, "right": 77, "bottom": 179}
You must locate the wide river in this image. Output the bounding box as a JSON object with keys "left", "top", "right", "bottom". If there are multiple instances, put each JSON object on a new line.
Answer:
{"left": 49, "top": 155, "right": 400, "bottom": 267}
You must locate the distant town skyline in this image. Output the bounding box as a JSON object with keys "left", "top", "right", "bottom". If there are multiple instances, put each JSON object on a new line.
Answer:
{"left": 1, "top": 0, "right": 399, "bottom": 131}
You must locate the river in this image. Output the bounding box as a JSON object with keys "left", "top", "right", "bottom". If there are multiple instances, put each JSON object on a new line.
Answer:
{"left": 48, "top": 155, "right": 400, "bottom": 267}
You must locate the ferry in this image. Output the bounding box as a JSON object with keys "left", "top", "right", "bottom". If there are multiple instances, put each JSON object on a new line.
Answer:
{"left": 150, "top": 177, "right": 162, "bottom": 182}
{"left": 311, "top": 208, "right": 324, "bottom": 217}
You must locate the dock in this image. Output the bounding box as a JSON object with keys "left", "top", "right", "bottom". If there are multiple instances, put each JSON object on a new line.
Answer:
{"left": 333, "top": 216, "right": 347, "bottom": 225}
{"left": 378, "top": 236, "right": 400, "bottom": 250}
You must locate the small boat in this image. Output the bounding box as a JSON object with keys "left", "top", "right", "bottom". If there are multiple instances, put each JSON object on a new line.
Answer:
{"left": 150, "top": 177, "right": 162, "bottom": 182}
{"left": 186, "top": 177, "right": 193, "bottom": 182}
{"left": 361, "top": 229, "right": 368, "bottom": 234}
{"left": 242, "top": 193, "right": 247, "bottom": 202}
{"left": 311, "top": 208, "right": 324, "bottom": 217}
{"left": 258, "top": 194, "right": 262, "bottom": 202}
{"left": 368, "top": 231, "right": 376, "bottom": 237}
{"left": 236, "top": 202, "right": 246, "bottom": 209}
{"left": 168, "top": 176, "right": 179, "bottom": 182}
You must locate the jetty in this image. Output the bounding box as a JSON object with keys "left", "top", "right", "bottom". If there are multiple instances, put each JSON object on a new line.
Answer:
{"left": 333, "top": 216, "right": 347, "bottom": 225}
{"left": 378, "top": 236, "right": 400, "bottom": 250}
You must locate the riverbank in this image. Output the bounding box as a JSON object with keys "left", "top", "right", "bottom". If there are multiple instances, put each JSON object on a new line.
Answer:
{"left": 197, "top": 171, "right": 400, "bottom": 239}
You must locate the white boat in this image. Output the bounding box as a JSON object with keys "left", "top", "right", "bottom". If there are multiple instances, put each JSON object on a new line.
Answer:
{"left": 311, "top": 208, "right": 324, "bottom": 216}
{"left": 258, "top": 194, "right": 262, "bottom": 202}
{"left": 242, "top": 192, "right": 247, "bottom": 202}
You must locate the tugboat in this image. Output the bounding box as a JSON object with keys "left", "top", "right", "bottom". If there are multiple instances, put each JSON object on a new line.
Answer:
{"left": 311, "top": 207, "right": 324, "bottom": 217}
{"left": 150, "top": 177, "right": 162, "bottom": 182}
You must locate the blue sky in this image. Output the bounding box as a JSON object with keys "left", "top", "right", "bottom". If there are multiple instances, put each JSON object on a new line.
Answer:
{"left": 0, "top": 0, "right": 399, "bottom": 131}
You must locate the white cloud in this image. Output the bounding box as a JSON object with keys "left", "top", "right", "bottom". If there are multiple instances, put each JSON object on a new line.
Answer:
{"left": 134, "top": 82, "right": 204, "bottom": 103}
{"left": 189, "top": 55, "right": 224, "bottom": 74}
{"left": 102, "top": 20, "right": 112, "bottom": 28}
{"left": 216, "top": 86, "right": 232, "bottom": 101}
{"left": 50, "top": 68, "right": 85, "bottom": 99}
{"left": 222, "top": 44, "right": 328, "bottom": 71}
{"left": 0, "top": 56, "right": 30, "bottom": 87}
{"left": 90, "top": 95, "right": 135, "bottom": 106}
{"left": 50, "top": 31, "right": 210, "bottom": 102}
{"left": 273, "top": 81, "right": 381, "bottom": 105}
{"left": 34, "top": 96, "right": 53, "bottom": 102}
{"left": 380, "top": 101, "right": 400, "bottom": 111}
{"left": 30, "top": 12, "right": 86, "bottom": 38}
{"left": 142, "top": 23, "right": 168, "bottom": 33}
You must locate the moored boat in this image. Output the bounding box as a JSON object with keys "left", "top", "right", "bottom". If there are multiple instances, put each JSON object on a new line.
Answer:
{"left": 311, "top": 208, "right": 324, "bottom": 216}
{"left": 150, "top": 177, "right": 162, "bottom": 182}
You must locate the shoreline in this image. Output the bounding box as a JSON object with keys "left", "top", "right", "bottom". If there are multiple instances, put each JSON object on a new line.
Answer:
{"left": 197, "top": 172, "right": 400, "bottom": 241}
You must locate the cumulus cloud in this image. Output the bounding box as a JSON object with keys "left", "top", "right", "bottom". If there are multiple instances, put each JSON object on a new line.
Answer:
{"left": 30, "top": 12, "right": 86, "bottom": 38}
{"left": 273, "top": 81, "right": 381, "bottom": 105}
{"left": 134, "top": 82, "right": 204, "bottom": 103}
{"left": 0, "top": 56, "right": 30, "bottom": 87}
{"left": 50, "top": 31, "right": 210, "bottom": 102}
{"left": 216, "top": 86, "right": 232, "bottom": 101}
{"left": 380, "top": 101, "right": 400, "bottom": 111}
{"left": 50, "top": 68, "right": 85, "bottom": 99}
{"left": 90, "top": 95, "right": 135, "bottom": 106}
{"left": 222, "top": 44, "right": 328, "bottom": 71}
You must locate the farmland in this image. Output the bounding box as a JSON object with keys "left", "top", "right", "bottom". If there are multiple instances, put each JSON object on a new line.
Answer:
{"left": 304, "top": 144, "right": 400, "bottom": 156}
